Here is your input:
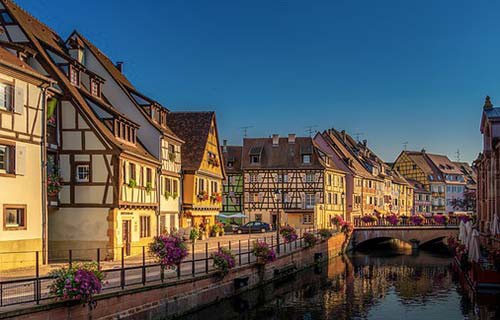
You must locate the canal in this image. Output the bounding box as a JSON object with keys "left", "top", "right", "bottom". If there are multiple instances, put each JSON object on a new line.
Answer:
{"left": 181, "top": 241, "right": 499, "bottom": 319}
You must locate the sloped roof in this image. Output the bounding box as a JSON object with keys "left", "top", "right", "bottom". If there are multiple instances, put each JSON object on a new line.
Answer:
{"left": 166, "top": 112, "right": 215, "bottom": 171}
{"left": 241, "top": 136, "right": 325, "bottom": 169}
{"left": 1, "top": 0, "right": 159, "bottom": 164}
{"left": 425, "top": 153, "right": 463, "bottom": 175}
{"left": 221, "top": 145, "right": 242, "bottom": 174}
{"left": 70, "top": 32, "right": 182, "bottom": 143}
{"left": 0, "top": 45, "right": 51, "bottom": 82}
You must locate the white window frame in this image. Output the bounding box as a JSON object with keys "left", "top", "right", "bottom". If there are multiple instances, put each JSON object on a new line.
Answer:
{"left": 0, "top": 82, "right": 13, "bottom": 111}
{"left": 75, "top": 164, "right": 90, "bottom": 183}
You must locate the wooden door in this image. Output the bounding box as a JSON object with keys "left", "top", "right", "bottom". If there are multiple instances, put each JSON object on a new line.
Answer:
{"left": 122, "top": 220, "right": 131, "bottom": 256}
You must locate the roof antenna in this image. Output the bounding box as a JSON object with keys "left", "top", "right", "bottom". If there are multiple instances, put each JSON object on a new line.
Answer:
{"left": 240, "top": 126, "right": 254, "bottom": 138}
{"left": 305, "top": 125, "right": 318, "bottom": 137}
{"left": 403, "top": 141, "right": 408, "bottom": 151}
{"left": 354, "top": 132, "right": 364, "bottom": 142}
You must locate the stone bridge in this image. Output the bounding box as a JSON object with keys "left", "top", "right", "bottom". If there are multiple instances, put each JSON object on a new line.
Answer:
{"left": 351, "top": 226, "right": 459, "bottom": 249}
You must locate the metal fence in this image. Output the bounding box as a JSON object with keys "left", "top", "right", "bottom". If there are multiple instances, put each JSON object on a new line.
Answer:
{"left": 0, "top": 228, "right": 330, "bottom": 308}
{"left": 353, "top": 216, "right": 464, "bottom": 228}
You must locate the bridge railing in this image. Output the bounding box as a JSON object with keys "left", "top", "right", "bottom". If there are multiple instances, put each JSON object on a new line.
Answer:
{"left": 353, "top": 215, "right": 463, "bottom": 228}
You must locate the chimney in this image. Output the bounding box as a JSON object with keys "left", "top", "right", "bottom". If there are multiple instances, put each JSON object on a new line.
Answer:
{"left": 288, "top": 134, "right": 296, "bottom": 144}
{"left": 115, "top": 61, "right": 124, "bottom": 73}
{"left": 272, "top": 134, "right": 279, "bottom": 147}
{"left": 341, "top": 130, "right": 346, "bottom": 142}
{"left": 484, "top": 96, "right": 493, "bottom": 110}
{"left": 421, "top": 148, "right": 426, "bottom": 153}
{"left": 222, "top": 139, "right": 227, "bottom": 152}
{"left": 362, "top": 139, "right": 367, "bottom": 147}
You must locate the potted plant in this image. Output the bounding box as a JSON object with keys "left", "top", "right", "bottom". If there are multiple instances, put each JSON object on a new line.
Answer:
{"left": 172, "top": 192, "right": 179, "bottom": 199}
{"left": 164, "top": 191, "right": 172, "bottom": 200}
{"left": 303, "top": 232, "right": 318, "bottom": 247}
{"left": 341, "top": 221, "right": 353, "bottom": 235}
{"left": 410, "top": 214, "right": 425, "bottom": 226}
{"left": 433, "top": 214, "right": 449, "bottom": 226}
{"left": 252, "top": 241, "right": 276, "bottom": 265}
{"left": 197, "top": 191, "right": 208, "bottom": 201}
{"left": 198, "top": 222, "right": 208, "bottom": 240}
{"left": 211, "top": 247, "right": 236, "bottom": 278}
{"left": 168, "top": 152, "right": 176, "bottom": 162}
{"left": 361, "top": 215, "right": 377, "bottom": 225}
{"left": 128, "top": 178, "right": 137, "bottom": 188}
{"left": 385, "top": 214, "right": 400, "bottom": 226}
{"left": 148, "top": 234, "right": 188, "bottom": 268}
{"left": 318, "top": 228, "right": 333, "bottom": 240}
{"left": 190, "top": 228, "right": 199, "bottom": 243}
{"left": 145, "top": 182, "right": 153, "bottom": 194}
{"left": 280, "top": 225, "right": 298, "bottom": 243}
{"left": 49, "top": 262, "right": 104, "bottom": 309}
{"left": 47, "top": 171, "right": 63, "bottom": 196}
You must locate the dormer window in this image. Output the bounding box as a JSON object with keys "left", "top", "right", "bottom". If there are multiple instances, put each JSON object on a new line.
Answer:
{"left": 302, "top": 154, "right": 311, "bottom": 164}
{"left": 90, "top": 78, "right": 101, "bottom": 97}
{"left": 251, "top": 155, "right": 260, "bottom": 164}
{"left": 227, "top": 161, "right": 234, "bottom": 168}
{"left": 114, "top": 118, "right": 137, "bottom": 144}
{"left": 69, "top": 65, "right": 79, "bottom": 86}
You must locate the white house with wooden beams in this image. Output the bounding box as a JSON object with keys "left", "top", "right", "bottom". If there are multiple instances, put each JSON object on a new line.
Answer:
{"left": 65, "top": 32, "right": 184, "bottom": 235}
{"left": 0, "top": 0, "right": 165, "bottom": 260}
{"left": 0, "top": 46, "right": 52, "bottom": 270}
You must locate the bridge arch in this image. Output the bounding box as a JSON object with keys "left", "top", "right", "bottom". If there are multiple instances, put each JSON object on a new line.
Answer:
{"left": 354, "top": 236, "right": 412, "bottom": 250}
{"left": 352, "top": 228, "right": 458, "bottom": 249}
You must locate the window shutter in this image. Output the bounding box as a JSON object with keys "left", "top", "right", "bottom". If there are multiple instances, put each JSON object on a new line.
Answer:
{"left": 15, "top": 145, "right": 26, "bottom": 175}
{"left": 8, "top": 145, "right": 15, "bottom": 173}
{"left": 124, "top": 161, "right": 129, "bottom": 182}
{"left": 14, "top": 85, "right": 25, "bottom": 114}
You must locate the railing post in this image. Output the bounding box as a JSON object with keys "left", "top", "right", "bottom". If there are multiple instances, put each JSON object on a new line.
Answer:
{"left": 247, "top": 239, "right": 251, "bottom": 263}
{"left": 192, "top": 241, "right": 195, "bottom": 277}
{"left": 229, "top": 240, "right": 232, "bottom": 251}
{"left": 161, "top": 265, "right": 165, "bottom": 283}
{"left": 68, "top": 249, "right": 72, "bottom": 268}
{"left": 218, "top": 241, "right": 220, "bottom": 250}
{"left": 97, "top": 248, "right": 101, "bottom": 269}
{"left": 35, "top": 251, "right": 40, "bottom": 304}
{"left": 177, "top": 263, "right": 181, "bottom": 279}
{"left": 120, "top": 247, "right": 125, "bottom": 289}
{"left": 238, "top": 240, "right": 242, "bottom": 265}
{"left": 142, "top": 246, "right": 146, "bottom": 286}
{"left": 205, "top": 242, "right": 209, "bottom": 273}
{"left": 271, "top": 235, "right": 274, "bottom": 248}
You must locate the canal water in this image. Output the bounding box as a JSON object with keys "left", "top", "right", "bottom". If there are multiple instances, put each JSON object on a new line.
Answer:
{"left": 182, "top": 242, "right": 499, "bottom": 320}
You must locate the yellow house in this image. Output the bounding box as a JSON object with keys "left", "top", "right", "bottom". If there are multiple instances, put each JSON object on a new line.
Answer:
{"left": 321, "top": 168, "right": 347, "bottom": 226}
{"left": 167, "top": 112, "right": 225, "bottom": 229}
{"left": 0, "top": 47, "right": 52, "bottom": 270}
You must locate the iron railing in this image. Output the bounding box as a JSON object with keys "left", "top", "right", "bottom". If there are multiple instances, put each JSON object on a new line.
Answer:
{"left": 0, "top": 228, "right": 331, "bottom": 308}
{"left": 353, "top": 216, "right": 464, "bottom": 228}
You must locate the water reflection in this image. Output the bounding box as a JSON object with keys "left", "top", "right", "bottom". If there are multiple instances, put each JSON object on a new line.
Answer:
{"left": 182, "top": 249, "right": 499, "bottom": 320}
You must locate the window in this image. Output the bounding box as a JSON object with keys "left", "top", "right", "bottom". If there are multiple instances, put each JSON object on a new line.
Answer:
{"left": 173, "top": 179, "right": 178, "bottom": 194}
{"left": 328, "top": 174, "right": 332, "bottom": 186}
{"left": 90, "top": 79, "right": 100, "bottom": 96}
{"left": 251, "top": 193, "right": 259, "bottom": 203}
{"left": 305, "top": 193, "right": 315, "bottom": 208}
{"left": 0, "top": 82, "right": 13, "bottom": 111}
{"left": 75, "top": 163, "right": 90, "bottom": 183}
{"left": 251, "top": 155, "right": 260, "bottom": 163}
{"left": 0, "top": 145, "right": 9, "bottom": 172}
{"left": 197, "top": 178, "right": 205, "bottom": 193}
{"left": 255, "top": 214, "right": 262, "bottom": 221}
{"left": 211, "top": 181, "right": 218, "bottom": 194}
{"left": 277, "top": 174, "right": 288, "bottom": 183}
{"left": 305, "top": 173, "right": 314, "bottom": 183}
{"left": 227, "top": 161, "right": 234, "bottom": 168}
{"left": 140, "top": 216, "right": 151, "bottom": 238}
{"left": 69, "top": 66, "right": 79, "bottom": 86}
{"left": 303, "top": 214, "right": 312, "bottom": 224}
{"left": 129, "top": 163, "right": 136, "bottom": 180}
{"left": 146, "top": 168, "right": 152, "bottom": 185}
{"left": 328, "top": 193, "right": 332, "bottom": 204}
{"left": 1, "top": 12, "right": 14, "bottom": 24}
{"left": 250, "top": 174, "right": 258, "bottom": 183}
{"left": 302, "top": 154, "right": 311, "bottom": 164}
{"left": 333, "top": 193, "right": 339, "bottom": 205}
{"left": 3, "top": 205, "right": 26, "bottom": 230}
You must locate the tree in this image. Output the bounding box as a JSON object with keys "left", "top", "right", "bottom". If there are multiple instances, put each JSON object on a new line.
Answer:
{"left": 451, "top": 189, "right": 476, "bottom": 212}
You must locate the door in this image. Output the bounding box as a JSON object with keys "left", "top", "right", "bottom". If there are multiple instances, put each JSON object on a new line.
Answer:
{"left": 122, "top": 220, "right": 131, "bottom": 256}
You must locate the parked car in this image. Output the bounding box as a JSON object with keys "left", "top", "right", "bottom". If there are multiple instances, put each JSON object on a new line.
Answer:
{"left": 235, "top": 221, "right": 271, "bottom": 234}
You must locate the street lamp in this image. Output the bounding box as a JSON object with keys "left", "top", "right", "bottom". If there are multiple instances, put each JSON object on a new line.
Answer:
{"left": 274, "top": 189, "right": 283, "bottom": 254}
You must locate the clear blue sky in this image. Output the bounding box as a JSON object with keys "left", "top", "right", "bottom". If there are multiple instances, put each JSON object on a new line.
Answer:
{"left": 20, "top": 0, "right": 496, "bottom": 163}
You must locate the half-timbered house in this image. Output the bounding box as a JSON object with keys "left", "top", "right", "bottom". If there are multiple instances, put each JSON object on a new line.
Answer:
{"left": 0, "top": 0, "right": 164, "bottom": 260}
{"left": 0, "top": 46, "right": 52, "bottom": 270}
{"left": 221, "top": 141, "right": 244, "bottom": 216}
{"left": 167, "top": 112, "right": 225, "bottom": 229}
{"left": 64, "top": 32, "right": 184, "bottom": 235}
{"left": 242, "top": 134, "right": 346, "bottom": 229}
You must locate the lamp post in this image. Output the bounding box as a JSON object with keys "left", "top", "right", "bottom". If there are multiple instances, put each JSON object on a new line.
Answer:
{"left": 274, "top": 189, "right": 283, "bottom": 254}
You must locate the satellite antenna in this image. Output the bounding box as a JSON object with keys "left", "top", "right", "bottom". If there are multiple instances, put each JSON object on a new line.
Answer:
{"left": 305, "top": 125, "right": 318, "bottom": 137}
{"left": 403, "top": 142, "right": 408, "bottom": 151}
{"left": 240, "top": 126, "right": 254, "bottom": 138}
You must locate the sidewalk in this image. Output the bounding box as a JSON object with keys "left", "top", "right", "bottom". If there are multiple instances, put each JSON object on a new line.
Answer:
{"left": 0, "top": 231, "right": 278, "bottom": 281}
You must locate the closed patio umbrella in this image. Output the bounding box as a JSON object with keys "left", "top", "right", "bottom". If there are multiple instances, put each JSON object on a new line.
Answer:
{"left": 465, "top": 221, "right": 473, "bottom": 249}
{"left": 468, "top": 229, "right": 481, "bottom": 263}
{"left": 491, "top": 214, "right": 500, "bottom": 236}
{"left": 458, "top": 220, "right": 467, "bottom": 244}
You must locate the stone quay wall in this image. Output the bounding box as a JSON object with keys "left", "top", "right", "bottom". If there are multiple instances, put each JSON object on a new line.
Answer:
{"left": 0, "top": 232, "right": 350, "bottom": 320}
